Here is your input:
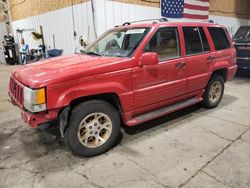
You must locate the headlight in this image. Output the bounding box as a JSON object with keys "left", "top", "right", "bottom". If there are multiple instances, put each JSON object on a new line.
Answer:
{"left": 23, "top": 87, "right": 46, "bottom": 112}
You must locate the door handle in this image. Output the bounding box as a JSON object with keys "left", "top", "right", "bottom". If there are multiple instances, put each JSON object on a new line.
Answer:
{"left": 208, "top": 56, "right": 216, "bottom": 61}
{"left": 176, "top": 62, "right": 186, "bottom": 68}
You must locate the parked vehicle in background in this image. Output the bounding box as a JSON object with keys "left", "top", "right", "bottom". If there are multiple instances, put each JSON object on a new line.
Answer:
{"left": 233, "top": 26, "right": 250, "bottom": 70}
{"left": 9, "top": 19, "right": 237, "bottom": 157}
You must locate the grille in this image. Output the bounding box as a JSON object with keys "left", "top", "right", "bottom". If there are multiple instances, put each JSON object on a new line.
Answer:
{"left": 235, "top": 45, "right": 250, "bottom": 57}
{"left": 9, "top": 77, "right": 24, "bottom": 106}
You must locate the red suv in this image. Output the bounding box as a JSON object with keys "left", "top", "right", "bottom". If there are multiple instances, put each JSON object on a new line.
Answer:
{"left": 9, "top": 19, "right": 237, "bottom": 157}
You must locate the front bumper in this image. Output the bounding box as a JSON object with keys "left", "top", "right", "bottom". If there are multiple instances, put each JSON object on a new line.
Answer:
{"left": 237, "top": 58, "right": 250, "bottom": 70}
{"left": 20, "top": 109, "right": 58, "bottom": 128}
{"left": 10, "top": 92, "right": 59, "bottom": 128}
{"left": 9, "top": 77, "right": 60, "bottom": 128}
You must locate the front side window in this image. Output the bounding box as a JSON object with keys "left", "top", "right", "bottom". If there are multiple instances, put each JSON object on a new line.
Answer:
{"left": 183, "top": 27, "right": 203, "bottom": 55}
{"left": 208, "top": 27, "right": 230, "bottom": 51}
{"left": 144, "top": 27, "right": 180, "bottom": 61}
{"left": 85, "top": 27, "right": 150, "bottom": 57}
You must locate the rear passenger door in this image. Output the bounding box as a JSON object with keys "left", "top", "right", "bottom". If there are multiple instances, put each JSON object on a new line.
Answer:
{"left": 183, "top": 26, "right": 213, "bottom": 93}
{"left": 207, "top": 27, "right": 234, "bottom": 70}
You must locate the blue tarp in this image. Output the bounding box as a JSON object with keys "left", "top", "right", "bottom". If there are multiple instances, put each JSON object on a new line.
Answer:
{"left": 47, "top": 49, "right": 63, "bottom": 57}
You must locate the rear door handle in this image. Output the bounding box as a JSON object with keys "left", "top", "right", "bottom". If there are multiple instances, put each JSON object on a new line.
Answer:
{"left": 208, "top": 56, "right": 216, "bottom": 61}
{"left": 176, "top": 62, "right": 186, "bottom": 68}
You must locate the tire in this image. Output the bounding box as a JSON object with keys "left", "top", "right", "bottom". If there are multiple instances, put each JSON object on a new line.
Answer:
{"left": 202, "top": 74, "right": 224, "bottom": 109}
{"left": 65, "top": 100, "right": 121, "bottom": 157}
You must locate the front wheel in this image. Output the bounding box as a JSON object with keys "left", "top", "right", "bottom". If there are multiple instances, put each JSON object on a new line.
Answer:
{"left": 202, "top": 75, "right": 224, "bottom": 108}
{"left": 65, "top": 100, "right": 121, "bottom": 157}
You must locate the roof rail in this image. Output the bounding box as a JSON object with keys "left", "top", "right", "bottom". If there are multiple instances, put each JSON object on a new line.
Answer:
{"left": 202, "top": 19, "right": 215, "bottom": 24}
{"left": 121, "top": 18, "right": 168, "bottom": 26}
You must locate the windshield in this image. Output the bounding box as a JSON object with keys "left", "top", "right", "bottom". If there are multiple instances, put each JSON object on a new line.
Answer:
{"left": 233, "top": 27, "right": 250, "bottom": 42}
{"left": 83, "top": 27, "right": 150, "bottom": 57}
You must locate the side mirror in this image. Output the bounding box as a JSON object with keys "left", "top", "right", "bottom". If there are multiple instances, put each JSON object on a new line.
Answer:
{"left": 140, "top": 52, "right": 158, "bottom": 67}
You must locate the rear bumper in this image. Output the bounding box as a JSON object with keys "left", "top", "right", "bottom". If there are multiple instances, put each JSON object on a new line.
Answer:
{"left": 227, "top": 65, "right": 237, "bottom": 81}
{"left": 21, "top": 109, "right": 59, "bottom": 128}
{"left": 236, "top": 58, "right": 250, "bottom": 70}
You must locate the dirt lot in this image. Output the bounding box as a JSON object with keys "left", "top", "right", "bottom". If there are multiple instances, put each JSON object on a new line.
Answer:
{"left": 0, "top": 64, "right": 250, "bottom": 188}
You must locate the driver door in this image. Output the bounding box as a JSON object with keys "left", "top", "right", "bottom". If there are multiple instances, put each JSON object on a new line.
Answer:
{"left": 133, "top": 27, "right": 186, "bottom": 115}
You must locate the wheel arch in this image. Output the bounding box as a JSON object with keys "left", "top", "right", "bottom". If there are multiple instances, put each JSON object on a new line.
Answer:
{"left": 58, "top": 92, "right": 125, "bottom": 137}
{"left": 69, "top": 92, "right": 123, "bottom": 113}
{"left": 211, "top": 68, "right": 228, "bottom": 82}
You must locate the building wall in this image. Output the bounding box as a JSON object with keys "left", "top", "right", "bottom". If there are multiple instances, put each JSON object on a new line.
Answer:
{"left": 0, "top": 22, "right": 7, "bottom": 63}
{"left": 114, "top": 0, "right": 250, "bottom": 20}
{"left": 10, "top": 0, "right": 161, "bottom": 55}
{"left": 0, "top": 14, "right": 5, "bottom": 22}
{"left": 98, "top": 0, "right": 250, "bottom": 36}
{"left": 9, "top": 0, "right": 250, "bottom": 22}
{"left": 11, "top": 1, "right": 95, "bottom": 55}
{"left": 9, "top": 0, "right": 250, "bottom": 56}
{"left": 9, "top": 0, "right": 88, "bottom": 21}
{"left": 95, "top": 0, "right": 160, "bottom": 36}
{"left": 209, "top": 0, "right": 250, "bottom": 20}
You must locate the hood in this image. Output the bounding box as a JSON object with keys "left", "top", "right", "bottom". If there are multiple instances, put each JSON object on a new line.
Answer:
{"left": 12, "top": 54, "right": 131, "bottom": 88}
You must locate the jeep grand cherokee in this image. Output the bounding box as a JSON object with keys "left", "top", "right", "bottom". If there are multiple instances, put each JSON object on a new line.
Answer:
{"left": 9, "top": 19, "right": 237, "bottom": 157}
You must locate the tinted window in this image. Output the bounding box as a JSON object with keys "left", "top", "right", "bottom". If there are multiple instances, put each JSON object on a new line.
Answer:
{"left": 233, "top": 26, "right": 250, "bottom": 42}
{"left": 183, "top": 27, "right": 203, "bottom": 55}
{"left": 199, "top": 27, "right": 210, "bottom": 52}
{"left": 208, "top": 27, "right": 230, "bottom": 50}
{"left": 144, "top": 27, "right": 180, "bottom": 61}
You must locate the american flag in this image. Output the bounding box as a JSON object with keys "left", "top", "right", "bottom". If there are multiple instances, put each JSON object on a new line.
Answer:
{"left": 161, "top": 0, "right": 210, "bottom": 20}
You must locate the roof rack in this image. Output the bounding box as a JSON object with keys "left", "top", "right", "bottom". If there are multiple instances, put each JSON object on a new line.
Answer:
{"left": 120, "top": 18, "right": 168, "bottom": 26}
{"left": 114, "top": 18, "right": 216, "bottom": 28}
{"left": 202, "top": 19, "right": 215, "bottom": 23}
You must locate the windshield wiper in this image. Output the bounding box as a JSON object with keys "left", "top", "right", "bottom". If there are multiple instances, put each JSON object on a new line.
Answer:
{"left": 80, "top": 50, "right": 102, "bottom": 56}
{"left": 86, "top": 51, "right": 102, "bottom": 56}
{"left": 80, "top": 49, "right": 86, "bottom": 54}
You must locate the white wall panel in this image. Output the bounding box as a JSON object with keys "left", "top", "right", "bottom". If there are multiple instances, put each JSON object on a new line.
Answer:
{"left": 11, "top": 1, "right": 95, "bottom": 55}
{"left": 9, "top": 0, "right": 250, "bottom": 56}
{"left": 209, "top": 15, "right": 250, "bottom": 36}
{"left": 104, "top": 0, "right": 160, "bottom": 31}
{"left": 103, "top": 1, "right": 250, "bottom": 36}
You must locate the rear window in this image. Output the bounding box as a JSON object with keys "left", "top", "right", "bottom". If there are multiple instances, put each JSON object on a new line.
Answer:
{"left": 233, "top": 26, "right": 250, "bottom": 42}
{"left": 208, "top": 27, "right": 230, "bottom": 51}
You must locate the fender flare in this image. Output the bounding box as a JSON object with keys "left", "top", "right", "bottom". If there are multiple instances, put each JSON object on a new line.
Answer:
{"left": 53, "top": 81, "right": 128, "bottom": 108}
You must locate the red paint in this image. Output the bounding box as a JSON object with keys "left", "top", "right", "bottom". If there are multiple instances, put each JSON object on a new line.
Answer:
{"left": 21, "top": 109, "right": 59, "bottom": 128}
{"left": 184, "top": 4, "right": 209, "bottom": 11}
{"left": 183, "top": 13, "right": 209, "bottom": 20}
{"left": 9, "top": 21, "right": 237, "bottom": 128}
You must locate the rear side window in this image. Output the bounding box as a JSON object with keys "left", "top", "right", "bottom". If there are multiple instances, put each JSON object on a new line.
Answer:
{"left": 208, "top": 27, "right": 230, "bottom": 50}
{"left": 183, "top": 27, "right": 203, "bottom": 55}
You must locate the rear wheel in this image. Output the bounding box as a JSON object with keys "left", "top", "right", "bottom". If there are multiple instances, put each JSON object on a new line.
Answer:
{"left": 202, "top": 75, "right": 224, "bottom": 108}
{"left": 65, "top": 100, "right": 121, "bottom": 157}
